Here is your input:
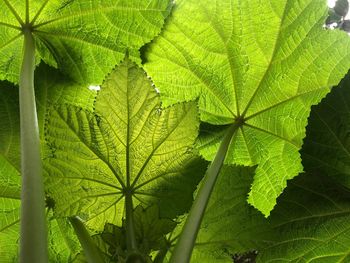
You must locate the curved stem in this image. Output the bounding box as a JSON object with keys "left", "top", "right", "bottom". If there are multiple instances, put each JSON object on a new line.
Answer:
{"left": 19, "top": 28, "right": 48, "bottom": 263}
{"left": 169, "top": 121, "right": 241, "bottom": 263}
{"left": 69, "top": 217, "right": 104, "bottom": 263}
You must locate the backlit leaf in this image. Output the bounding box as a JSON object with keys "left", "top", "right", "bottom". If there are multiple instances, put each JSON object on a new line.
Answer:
{"left": 189, "top": 166, "right": 350, "bottom": 262}
{"left": 144, "top": 0, "right": 350, "bottom": 216}
{"left": 0, "top": 0, "right": 172, "bottom": 84}
{"left": 44, "top": 59, "right": 206, "bottom": 229}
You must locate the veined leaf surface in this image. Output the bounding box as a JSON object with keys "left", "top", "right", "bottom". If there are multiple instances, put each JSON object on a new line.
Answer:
{"left": 95, "top": 205, "right": 176, "bottom": 262}
{"left": 45, "top": 59, "right": 205, "bottom": 229}
{"left": 0, "top": 0, "right": 172, "bottom": 84}
{"left": 189, "top": 167, "right": 350, "bottom": 262}
{"left": 302, "top": 73, "right": 350, "bottom": 188}
{"left": 144, "top": 0, "right": 350, "bottom": 216}
{"left": 0, "top": 83, "right": 21, "bottom": 262}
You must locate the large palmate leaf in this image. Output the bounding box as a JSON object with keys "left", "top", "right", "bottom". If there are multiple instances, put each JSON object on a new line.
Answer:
{"left": 44, "top": 59, "right": 206, "bottom": 230}
{"left": 0, "top": 0, "right": 172, "bottom": 84}
{"left": 186, "top": 167, "right": 350, "bottom": 262}
{"left": 302, "top": 73, "right": 350, "bottom": 188}
{"left": 144, "top": 0, "right": 350, "bottom": 216}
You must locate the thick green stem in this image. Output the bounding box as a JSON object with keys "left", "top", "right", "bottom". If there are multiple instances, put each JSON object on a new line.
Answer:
{"left": 69, "top": 217, "right": 104, "bottom": 263}
{"left": 169, "top": 121, "right": 241, "bottom": 263}
{"left": 19, "top": 28, "right": 48, "bottom": 263}
{"left": 125, "top": 192, "right": 137, "bottom": 252}
{"left": 125, "top": 193, "right": 145, "bottom": 263}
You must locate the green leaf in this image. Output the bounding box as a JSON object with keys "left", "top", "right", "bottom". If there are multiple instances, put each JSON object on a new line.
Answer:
{"left": 132, "top": 205, "right": 176, "bottom": 254}
{"left": 144, "top": 0, "right": 350, "bottom": 216}
{"left": 34, "top": 63, "right": 97, "bottom": 141}
{"left": 0, "top": 0, "right": 172, "bottom": 84}
{"left": 0, "top": 82, "right": 21, "bottom": 263}
{"left": 47, "top": 215, "right": 83, "bottom": 262}
{"left": 188, "top": 166, "right": 350, "bottom": 262}
{"left": 0, "top": 156, "right": 20, "bottom": 263}
{"left": 302, "top": 73, "right": 350, "bottom": 188}
{"left": 98, "top": 205, "right": 176, "bottom": 262}
{"left": 0, "top": 82, "right": 20, "bottom": 167}
{"left": 44, "top": 59, "right": 206, "bottom": 229}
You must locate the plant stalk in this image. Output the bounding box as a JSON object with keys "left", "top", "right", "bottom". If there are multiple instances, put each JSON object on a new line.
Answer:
{"left": 169, "top": 121, "right": 241, "bottom": 263}
{"left": 125, "top": 192, "right": 137, "bottom": 252}
{"left": 69, "top": 217, "right": 104, "bottom": 263}
{"left": 19, "top": 27, "right": 48, "bottom": 263}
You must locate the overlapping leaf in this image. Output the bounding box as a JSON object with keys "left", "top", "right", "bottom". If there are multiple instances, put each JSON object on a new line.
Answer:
{"left": 0, "top": 0, "right": 172, "bottom": 84}
{"left": 302, "top": 73, "right": 350, "bottom": 189}
{"left": 0, "top": 83, "right": 21, "bottom": 262}
{"left": 144, "top": 0, "right": 350, "bottom": 216}
{"left": 34, "top": 63, "right": 97, "bottom": 140}
{"left": 186, "top": 167, "right": 350, "bottom": 262}
{"left": 44, "top": 59, "right": 206, "bottom": 230}
{"left": 0, "top": 157, "right": 20, "bottom": 263}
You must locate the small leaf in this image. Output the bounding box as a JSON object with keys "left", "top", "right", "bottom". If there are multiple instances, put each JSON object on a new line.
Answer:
{"left": 98, "top": 205, "right": 176, "bottom": 261}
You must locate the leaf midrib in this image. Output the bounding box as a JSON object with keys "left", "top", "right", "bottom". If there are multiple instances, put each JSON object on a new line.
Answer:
{"left": 240, "top": 0, "right": 289, "bottom": 117}
{"left": 198, "top": 1, "right": 240, "bottom": 115}
{"left": 130, "top": 105, "right": 194, "bottom": 189}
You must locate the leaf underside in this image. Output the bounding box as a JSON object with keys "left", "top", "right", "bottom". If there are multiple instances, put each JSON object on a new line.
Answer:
{"left": 0, "top": 0, "right": 172, "bottom": 84}
{"left": 189, "top": 166, "right": 350, "bottom": 262}
{"left": 0, "top": 83, "right": 21, "bottom": 262}
{"left": 302, "top": 73, "right": 350, "bottom": 189}
{"left": 44, "top": 59, "right": 206, "bottom": 229}
{"left": 144, "top": 0, "right": 350, "bottom": 216}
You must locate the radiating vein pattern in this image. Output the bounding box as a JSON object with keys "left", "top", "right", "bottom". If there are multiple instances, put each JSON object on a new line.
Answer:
{"left": 145, "top": 0, "right": 350, "bottom": 216}
{"left": 45, "top": 60, "right": 204, "bottom": 229}
{"left": 0, "top": 0, "right": 172, "bottom": 84}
